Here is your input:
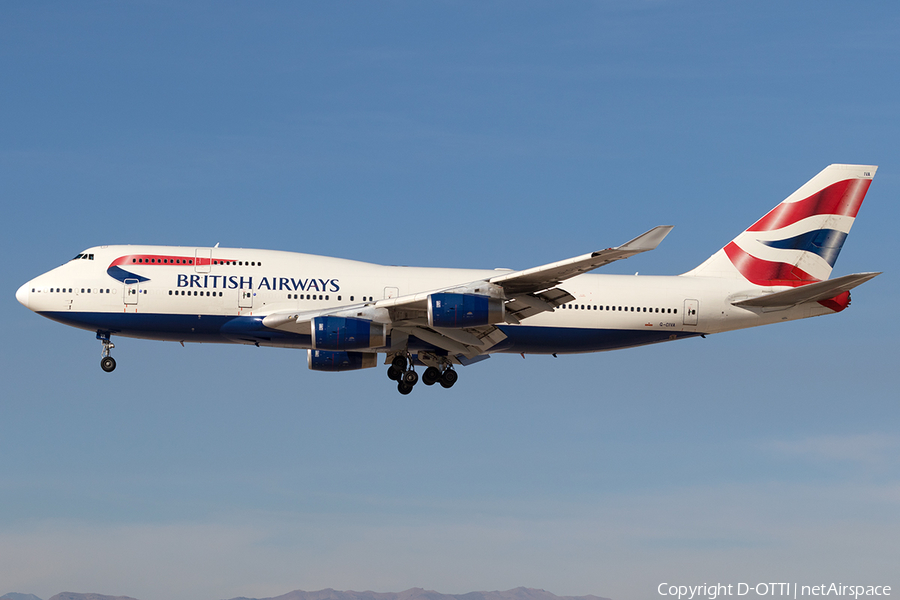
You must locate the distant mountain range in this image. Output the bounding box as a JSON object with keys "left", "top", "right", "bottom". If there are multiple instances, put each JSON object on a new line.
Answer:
{"left": 1, "top": 594, "right": 139, "bottom": 600}
{"left": 224, "top": 588, "right": 611, "bottom": 600}
{"left": 3, "top": 586, "right": 611, "bottom": 600}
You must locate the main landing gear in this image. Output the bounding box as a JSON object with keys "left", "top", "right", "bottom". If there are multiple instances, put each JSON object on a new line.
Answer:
{"left": 386, "top": 354, "right": 416, "bottom": 395}
{"left": 386, "top": 354, "right": 457, "bottom": 394}
{"left": 97, "top": 331, "right": 116, "bottom": 372}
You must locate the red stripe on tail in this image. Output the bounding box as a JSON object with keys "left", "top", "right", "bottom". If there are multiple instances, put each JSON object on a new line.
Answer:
{"left": 747, "top": 179, "right": 871, "bottom": 232}
{"left": 724, "top": 242, "right": 820, "bottom": 287}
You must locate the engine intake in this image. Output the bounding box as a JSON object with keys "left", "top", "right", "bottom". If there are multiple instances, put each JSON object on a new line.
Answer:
{"left": 307, "top": 349, "right": 378, "bottom": 372}
{"left": 427, "top": 293, "right": 504, "bottom": 328}
{"left": 312, "top": 316, "right": 386, "bottom": 350}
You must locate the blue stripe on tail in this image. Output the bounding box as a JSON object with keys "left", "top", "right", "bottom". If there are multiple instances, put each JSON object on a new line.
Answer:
{"left": 759, "top": 229, "right": 848, "bottom": 267}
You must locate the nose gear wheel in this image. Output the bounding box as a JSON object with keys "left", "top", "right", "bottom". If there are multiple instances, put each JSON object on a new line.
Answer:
{"left": 97, "top": 331, "right": 116, "bottom": 372}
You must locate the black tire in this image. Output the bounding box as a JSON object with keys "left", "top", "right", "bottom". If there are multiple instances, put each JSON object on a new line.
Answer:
{"left": 391, "top": 355, "right": 408, "bottom": 370}
{"left": 422, "top": 366, "right": 441, "bottom": 386}
{"left": 387, "top": 365, "right": 403, "bottom": 381}
{"left": 397, "top": 382, "right": 413, "bottom": 395}
{"left": 402, "top": 369, "right": 419, "bottom": 386}
{"left": 100, "top": 356, "right": 116, "bottom": 373}
{"left": 440, "top": 369, "right": 458, "bottom": 388}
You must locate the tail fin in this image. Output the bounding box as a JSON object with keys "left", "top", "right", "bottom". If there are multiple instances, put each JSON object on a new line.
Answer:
{"left": 683, "top": 164, "right": 877, "bottom": 286}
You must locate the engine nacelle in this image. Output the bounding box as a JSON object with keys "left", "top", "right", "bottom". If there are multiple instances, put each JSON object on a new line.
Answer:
{"left": 311, "top": 316, "right": 386, "bottom": 350}
{"left": 427, "top": 293, "right": 504, "bottom": 328}
{"left": 307, "top": 349, "right": 378, "bottom": 372}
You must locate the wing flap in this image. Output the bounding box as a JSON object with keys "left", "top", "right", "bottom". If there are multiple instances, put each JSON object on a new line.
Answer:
{"left": 393, "top": 324, "right": 508, "bottom": 358}
{"left": 504, "top": 287, "right": 575, "bottom": 322}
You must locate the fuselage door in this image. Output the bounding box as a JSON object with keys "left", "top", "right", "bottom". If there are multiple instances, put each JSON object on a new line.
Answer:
{"left": 195, "top": 248, "right": 212, "bottom": 273}
{"left": 683, "top": 299, "right": 699, "bottom": 325}
{"left": 384, "top": 287, "right": 399, "bottom": 299}
{"left": 124, "top": 279, "right": 139, "bottom": 305}
{"left": 238, "top": 289, "right": 254, "bottom": 308}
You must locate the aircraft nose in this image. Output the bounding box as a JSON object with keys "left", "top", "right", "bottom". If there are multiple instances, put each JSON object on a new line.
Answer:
{"left": 16, "top": 282, "right": 30, "bottom": 308}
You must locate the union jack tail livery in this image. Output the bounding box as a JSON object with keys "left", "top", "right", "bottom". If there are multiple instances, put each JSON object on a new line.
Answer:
{"left": 684, "top": 164, "right": 876, "bottom": 287}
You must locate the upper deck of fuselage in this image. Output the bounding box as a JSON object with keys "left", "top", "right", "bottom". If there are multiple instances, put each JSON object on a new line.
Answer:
{"left": 19, "top": 243, "right": 767, "bottom": 308}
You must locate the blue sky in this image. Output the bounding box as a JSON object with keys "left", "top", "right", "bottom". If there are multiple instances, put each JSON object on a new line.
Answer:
{"left": 1, "top": 2, "right": 899, "bottom": 599}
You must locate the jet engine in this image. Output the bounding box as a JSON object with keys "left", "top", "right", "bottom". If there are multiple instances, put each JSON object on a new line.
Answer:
{"left": 307, "top": 349, "right": 378, "bottom": 372}
{"left": 311, "top": 316, "right": 386, "bottom": 350}
{"left": 427, "top": 293, "right": 504, "bottom": 328}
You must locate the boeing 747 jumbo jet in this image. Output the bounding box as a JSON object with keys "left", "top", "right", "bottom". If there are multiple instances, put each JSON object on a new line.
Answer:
{"left": 16, "top": 164, "right": 880, "bottom": 394}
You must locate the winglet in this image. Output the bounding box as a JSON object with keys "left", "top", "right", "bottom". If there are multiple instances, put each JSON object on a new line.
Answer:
{"left": 488, "top": 225, "right": 674, "bottom": 295}
{"left": 609, "top": 225, "right": 674, "bottom": 254}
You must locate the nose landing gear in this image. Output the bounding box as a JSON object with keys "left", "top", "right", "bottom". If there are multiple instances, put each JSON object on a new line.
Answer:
{"left": 97, "top": 331, "right": 116, "bottom": 372}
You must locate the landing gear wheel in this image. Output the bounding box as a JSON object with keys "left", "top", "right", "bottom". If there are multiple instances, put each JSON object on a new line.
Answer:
{"left": 97, "top": 331, "right": 116, "bottom": 372}
{"left": 387, "top": 365, "right": 403, "bottom": 381}
{"left": 391, "top": 355, "right": 408, "bottom": 370}
{"left": 402, "top": 369, "right": 419, "bottom": 386}
{"left": 422, "top": 366, "right": 441, "bottom": 386}
{"left": 439, "top": 369, "right": 458, "bottom": 389}
{"left": 397, "top": 382, "right": 413, "bottom": 395}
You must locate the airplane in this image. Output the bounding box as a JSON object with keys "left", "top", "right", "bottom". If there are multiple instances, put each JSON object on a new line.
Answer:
{"left": 16, "top": 164, "right": 880, "bottom": 394}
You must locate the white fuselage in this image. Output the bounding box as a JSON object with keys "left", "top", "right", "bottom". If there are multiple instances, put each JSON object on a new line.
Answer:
{"left": 16, "top": 244, "right": 833, "bottom": 356}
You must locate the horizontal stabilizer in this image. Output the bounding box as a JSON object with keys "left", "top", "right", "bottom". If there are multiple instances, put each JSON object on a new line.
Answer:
{"left": 732, "top": 272, "right": 881, "bottom": 308}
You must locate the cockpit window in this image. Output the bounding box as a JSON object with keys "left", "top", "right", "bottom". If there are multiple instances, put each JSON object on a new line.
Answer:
{"left": 71, "top": 253, "right": 94, "bottom": 261}
{"left": 72, "top": 254, "right": 83, "bottom": 261}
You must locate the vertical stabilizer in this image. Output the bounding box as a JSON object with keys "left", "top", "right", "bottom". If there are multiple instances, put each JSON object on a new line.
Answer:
{"left": 682, "top": 164, "right": 876, "bottom": 286}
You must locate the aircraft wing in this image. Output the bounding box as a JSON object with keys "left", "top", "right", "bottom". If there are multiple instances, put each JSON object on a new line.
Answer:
{"left": 375, "top": 224, "right": 673, "bottom": 322}
{"left": 261, "top": 302, "right": 506, "bottom": 360}
{"left": 487, "top": 225, "right": 674, "bottom": 295}
{"left": 261, "top": 307, "right": 343, "bottom": 335}
{"left": 263, "top": 226, "right": 673, "bottom": 360}
{"left": 731, "top": 272, "right": 881, "bottom": 308}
